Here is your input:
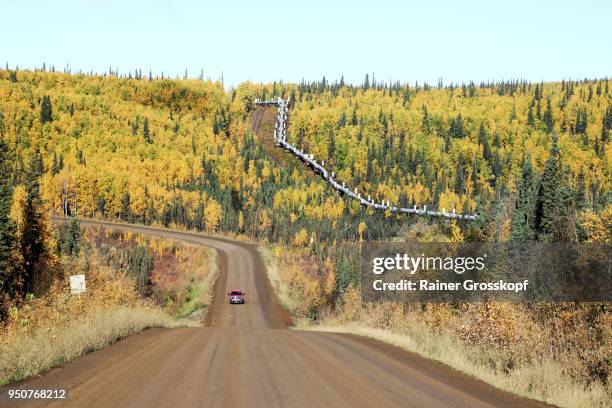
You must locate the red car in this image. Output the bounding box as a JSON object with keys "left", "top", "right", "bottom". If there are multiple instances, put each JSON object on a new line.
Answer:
{"left": 228, "top": 290, "right": 245, "bottom": 304}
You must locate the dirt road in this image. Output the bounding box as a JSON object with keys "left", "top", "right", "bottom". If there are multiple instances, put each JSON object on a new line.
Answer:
{"left": 4, "top": 220, "right": 551, "bottom": 408}
{"left": 249, "top": 106, "right": 286, "bottom": 165}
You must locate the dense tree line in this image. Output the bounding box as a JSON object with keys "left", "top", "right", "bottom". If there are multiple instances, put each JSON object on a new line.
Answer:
{"left": 1, "top": 70, "right": 610, "bottom": 248}
{"left": 0, "top": 132, "right": 55, "bottom": 320}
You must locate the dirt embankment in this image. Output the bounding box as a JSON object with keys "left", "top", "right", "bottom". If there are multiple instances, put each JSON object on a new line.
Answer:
{"left": 250, "top": 107, "right": 292, "bottom": 167}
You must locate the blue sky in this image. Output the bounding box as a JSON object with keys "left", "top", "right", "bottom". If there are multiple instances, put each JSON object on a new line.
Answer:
{"left": 3, "top": 0, "right": 611, "bottom": 86}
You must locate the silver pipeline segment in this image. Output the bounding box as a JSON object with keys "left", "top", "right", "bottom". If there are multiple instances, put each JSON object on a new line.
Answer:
{"left": 254, "top": 99, "right": 477, "bottom": 221}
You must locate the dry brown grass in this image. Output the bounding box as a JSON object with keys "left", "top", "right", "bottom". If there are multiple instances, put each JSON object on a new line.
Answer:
{"left": 174, "top": 251, "right": 218, "bottom": 319}
{"left": 0, "top": 305, "right": 188, "bottom": 386}
{"left": 259, "top": 246, "right": 300, "bottom": 312}
{"left": 298, "top": 320, "right": 609, "bottom": 408}
{"left": 0, "top": 249, "right": 197, "bottom": 386}
{"left": 259, "top": 245, "right": 332, "bottom": 317}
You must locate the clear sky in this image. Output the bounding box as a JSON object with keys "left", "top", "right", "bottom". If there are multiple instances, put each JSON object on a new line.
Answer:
{"left": 3, "top": 0, "right": 611, "bottom": 87}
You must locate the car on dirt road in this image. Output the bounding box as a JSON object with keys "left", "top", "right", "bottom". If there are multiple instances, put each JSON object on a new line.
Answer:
{"left": 228, "top": 290, "right": 245, "bottom": 304}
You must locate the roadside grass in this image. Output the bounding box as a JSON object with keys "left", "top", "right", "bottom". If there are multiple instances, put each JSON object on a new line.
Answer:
{"left": 0, "top": 305, "right": 194, "bottom": 386}
{"left": 296, "top": 319, "right": 610, "bottom": 408}
{"left": 175, "top": 281, "right": 206, "bottom": 319}
{"left": 175, "top": 259, "right": 218, "bottom": 319}
{"left": 258, "top": 246, "right": 298, "bottom": 313}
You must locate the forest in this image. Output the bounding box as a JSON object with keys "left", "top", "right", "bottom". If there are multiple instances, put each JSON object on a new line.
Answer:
{"left": 0, "top": 68, "right": 608, "bottom": 298}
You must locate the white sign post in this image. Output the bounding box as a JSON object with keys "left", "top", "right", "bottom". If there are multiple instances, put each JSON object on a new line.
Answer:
{"left": 69, "top": 274, "right": 86, "bottom": 295}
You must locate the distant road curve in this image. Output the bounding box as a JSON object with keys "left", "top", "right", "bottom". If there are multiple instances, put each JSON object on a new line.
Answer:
{"left": 5, "top": 218, "right": 551, "bottom": 408}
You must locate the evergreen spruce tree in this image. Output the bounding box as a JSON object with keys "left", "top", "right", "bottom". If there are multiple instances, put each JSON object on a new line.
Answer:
{"left": 602, "top": 119, "right": 609, "bottom": 144}
{"left": 527, "top": 104, "right": 535, "bottom": 127}
{"left": 471, "top": 159, "right": 479, "bottom": 196}
{"left": 454, "top": 113, "right": 465, "bottom": 138}
{"left": 478, "top": 123, "right": 493, "bottom": 171}
{"left": 535, "top": 135, "right": 561, "bottom": 238}
{"left": 39, "top": 95, "right": 52, "bottom": 124}
{"left": 397, "top": 132, "right": 406, "bottom": 171}
{"left": 454, "top": 153, "right": 466, "bottom": 194}
{"left": 0, "top": 137, "right": 16, "bottom": 305}
{"left": 51, "top": 152, "right": 59, "bottom": 175}
{"left": 477, "top": 123, "right": 487, "bottom": 147}
{"left": 121, "top": 191, "right": 131, "bottom": 221}
{"left": 433, "top": 181, "right": 444, "bottom": 206}
{"left": 555, "top": 170, "right": 577, "bottom": 241}
{"left": 97, "top": 197, "right": 106, "bottom": 215}
{"left": 421, "top": 105, "right": 430, "bottom": 134}
{"left": 444, "top": 131, "right": 452, "bottom": 153}
{"left": 575, "top": 109, "right": 588, "bottom": 134}
{"left": 143, "top": 117, "right": 152, "bottom": 143}
{"left": 77, "top": 149, "right": 85, "bottom": 165}
{"left": 408, "top": 144, "right": 416, "bottom": 175}
{"left": 60, "top": 216, "right": 81, "bottom": 257}
{"left": 21, "top": 150, "right": 46, "bottom": 294}
{"left": 490, "top": 151, "right": 502, "bottom": 186}
{"left": 366, "top": 146, "right": 373, "bottom": 181}
{"left": 195, "top": 198, "right": 204, "bottom": 231}
{"left": 544, "top": 97, "right": 554, "bottom": 133}
{"left": 351, "top": 108, "right": 358, "bottom": 126}
{"left": 510, "top": 156, "right": 536, "bottom": 242}
{"left": 327, "top": 129, "right": 336, "bottom": 161}
{"left": 402, "top": 90, "right": 409, "bottom": 106}
{"left": 575, "top": 169, "right": 588, "bottom": 210}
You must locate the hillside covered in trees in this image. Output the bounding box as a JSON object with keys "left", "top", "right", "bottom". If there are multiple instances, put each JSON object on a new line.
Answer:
{"left": 0, "top": 69, "right": 609, "bottom": 248}
{"left": 0, "top": 68, "right": 610, "bottom": 304}
{"left": 280, "top": 75, "right": 610, "bottom": 241}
